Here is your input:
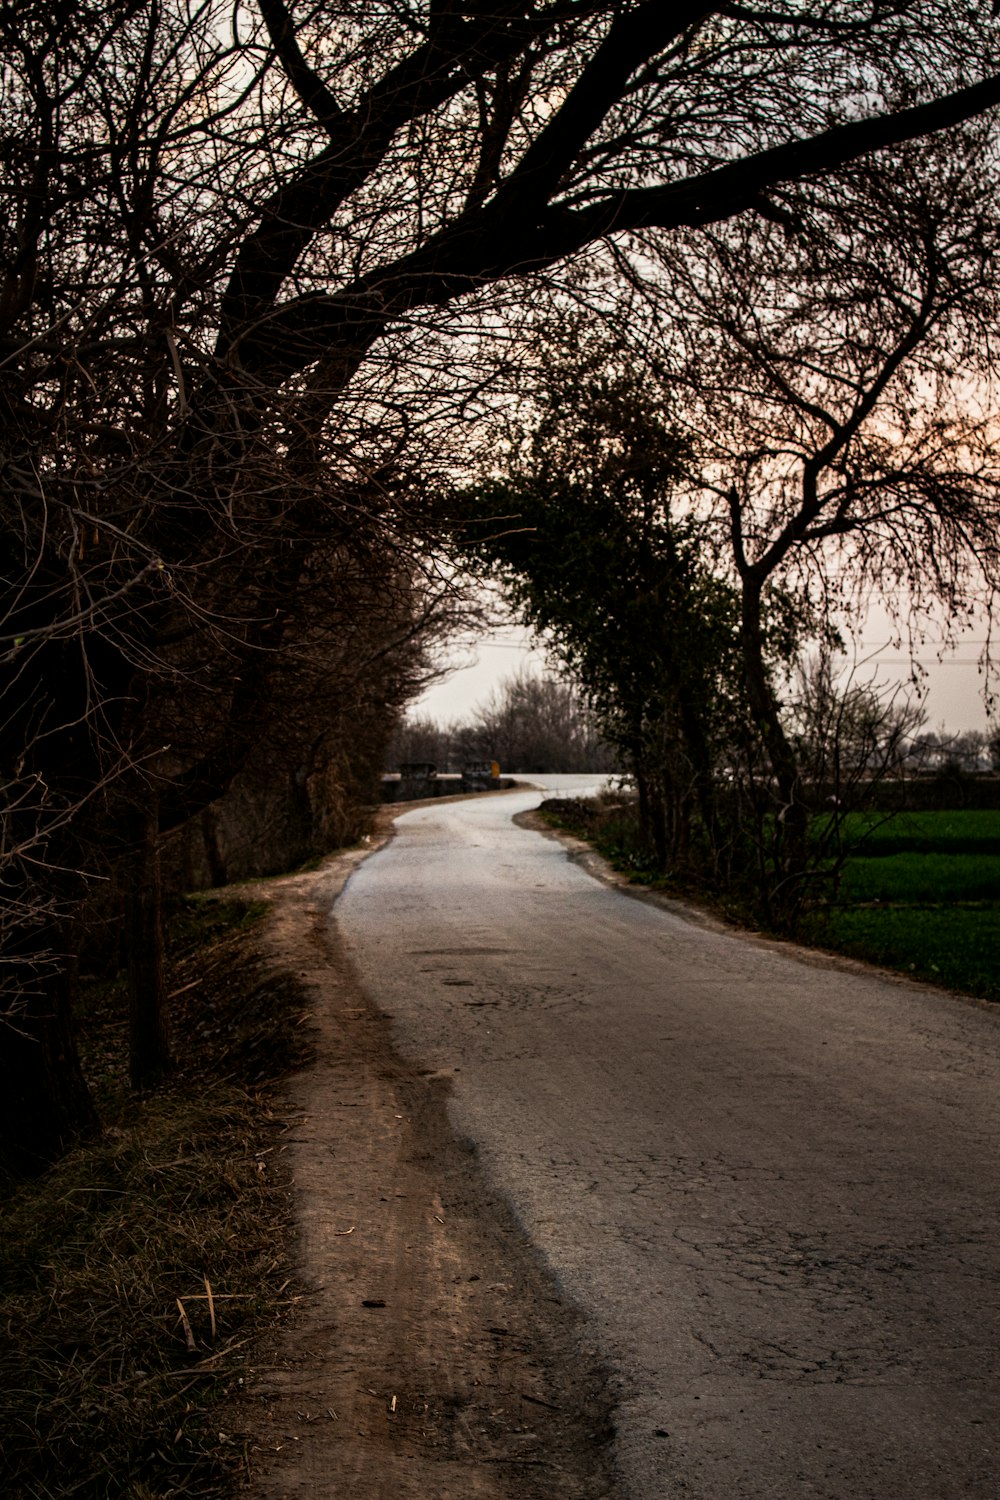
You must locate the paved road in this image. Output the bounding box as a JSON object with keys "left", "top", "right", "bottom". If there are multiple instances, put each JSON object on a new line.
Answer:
{"left": 335, "top": 780, "right": 1000, "bottom": 1499}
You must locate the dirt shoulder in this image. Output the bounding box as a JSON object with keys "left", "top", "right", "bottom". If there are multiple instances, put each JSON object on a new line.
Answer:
{"left": 228, "top": 809, "right": 617, "bottom": 1500}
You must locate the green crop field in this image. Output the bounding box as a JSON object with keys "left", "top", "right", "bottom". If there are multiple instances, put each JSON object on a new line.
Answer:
{"left": 832, "top": 808, "right": 1000, "bottom": 854}
{"left": 805, "top": 809, "right": 1000, "bottom": 1001}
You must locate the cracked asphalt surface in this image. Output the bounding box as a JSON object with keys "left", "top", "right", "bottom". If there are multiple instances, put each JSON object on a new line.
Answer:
{"left": 335, "top": 777, "right": 1000, "bottom": 1499}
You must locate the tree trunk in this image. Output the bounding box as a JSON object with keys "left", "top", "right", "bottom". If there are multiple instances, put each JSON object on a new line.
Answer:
{"left": 633, "top": 760, "right": 654, "bottom": 860}
{"left": 646, "top": 769, "right": 669, "bottom": 870}
{"left": 677, "top": 689, "right": 723, "bottom": 865}
{"left": 201, "top": 805, "right": 228, "bottom": 888}
{"left": 740, "top": 578, "right": 809, "bottom": 921}
{"left": 0, "top": 912, "right": 99, "bottom": 1176}
{"left": 124, "top": 803, "right": 172, "bottom": 1091}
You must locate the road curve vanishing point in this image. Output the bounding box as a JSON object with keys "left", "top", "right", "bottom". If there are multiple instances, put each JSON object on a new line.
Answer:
{"left": 334, "top": 777, "right": 1000, "bottom": 1500}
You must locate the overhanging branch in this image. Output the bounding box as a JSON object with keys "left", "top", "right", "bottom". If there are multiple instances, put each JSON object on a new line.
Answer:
{"left": 577, "top": 72, "right": 1000, "bottom": 237}
{"left": 233, "top": 68, "right": 1000, "bottom": 385}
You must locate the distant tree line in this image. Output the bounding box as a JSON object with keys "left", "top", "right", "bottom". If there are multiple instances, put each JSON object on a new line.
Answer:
{"left": 904, "top": 727, "right": 1000, "bottom": 776}
{"left": 390, "top": 668, "right": 617, "bottom": 776}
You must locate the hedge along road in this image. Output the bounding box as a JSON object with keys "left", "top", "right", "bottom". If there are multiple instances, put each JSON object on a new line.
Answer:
{"left": 333, "top": 776, "right": 1000, "bottom": 1500}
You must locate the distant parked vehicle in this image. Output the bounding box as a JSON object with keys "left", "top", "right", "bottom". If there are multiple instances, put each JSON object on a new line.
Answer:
{"left": 463, "top": 760, "right": 499, "bottom": 779}
{"left": 462, "top": 760, "right": 501, "bottom": 790}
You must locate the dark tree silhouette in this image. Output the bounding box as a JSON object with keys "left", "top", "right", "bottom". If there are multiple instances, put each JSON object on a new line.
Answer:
{"left": 650, "top": 131, "right": 1000, "bottom": 915}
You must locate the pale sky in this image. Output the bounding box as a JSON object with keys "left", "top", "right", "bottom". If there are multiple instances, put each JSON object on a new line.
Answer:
{"left": 415, "top": 624, "right": 548, "bottom": 724}
{"left": 413, "top": 615, "right": 995, "bottom": 734}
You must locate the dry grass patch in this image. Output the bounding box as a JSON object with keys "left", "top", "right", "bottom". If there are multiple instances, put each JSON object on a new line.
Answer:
{"left": 1, "top": 897, "right": 315, "bottom": 1500}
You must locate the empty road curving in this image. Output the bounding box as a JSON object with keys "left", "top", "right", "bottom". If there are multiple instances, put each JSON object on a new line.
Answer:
{"left": 334, "top": 779, "right": 1000, "bottom": 1499}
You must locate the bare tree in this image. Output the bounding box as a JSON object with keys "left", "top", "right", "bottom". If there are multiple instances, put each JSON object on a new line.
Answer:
{"left": 467, "top": 667, "right": 611, "bottom": 773}
{"left": 788, "top": 653, "right": 927, "bottom": 783}
{"left": 387, "top": 714, "right": 454, "bottom": 774}
{"left": 630, "top": 129, "right": 1000, "bottom": 915}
